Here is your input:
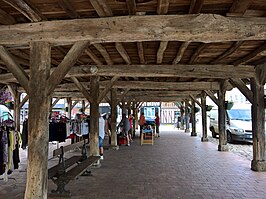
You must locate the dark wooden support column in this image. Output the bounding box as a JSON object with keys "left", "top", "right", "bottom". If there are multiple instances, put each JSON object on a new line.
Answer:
{"left": 185, "top": 101, "right": 190, "bottom": 133}
{"left": 191, "top": 100, "right": 197, "bottom": 136}
{"left": 201, "top": 92, "right": 208, "bottom": 142}
{"left": 132, "top": 101, "right": 136, "bottom": 135}
{"left": 89, "top": 76, "right": 100, "bottom": 157}
{"left": 218, "top": 81, "right": 229, "bottom": 151}
{"left": 67, "top": 97, "right": 72, "bottom": 119}
{"left": 111, "top": 88, "right": 118, "bottom": 149}
{"left": 251, "top": 65, "right": 266, "bottom": 171}
{"left": 82, "top": 100, "right": 85, "bottom": 113}
{"left": 180, "top": 102, "right": 185, "bottom": 130}
{"left": 122, "top": 100, "right": 126, "bottom": 114}
{"left": 25, "top": 41, "right": 51, "bottom": 199}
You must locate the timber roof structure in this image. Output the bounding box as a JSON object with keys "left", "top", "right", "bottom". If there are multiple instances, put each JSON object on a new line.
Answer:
{"left": 0, "top": 0, "right": 265, "bottom": 102}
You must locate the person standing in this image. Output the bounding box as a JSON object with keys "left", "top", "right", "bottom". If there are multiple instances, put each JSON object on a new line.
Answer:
{"left": 155, "top": 112, "right": 160, "bottom": 137}
{"left": 99, "top": 113, "right": 105, "bottom": 160}
{"left": 128, "top": 114, "right": 134, "bottom": 141}
{"left": 119, "top": 114, "right": 131, "bottom": 146}
{"left": 139, "top": 112, "right": 146, "bottom": 138}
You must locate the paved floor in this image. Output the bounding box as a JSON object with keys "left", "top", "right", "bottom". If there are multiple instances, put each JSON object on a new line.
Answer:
{"left": 1, "top": 125, "right": 266, "bottom": 199}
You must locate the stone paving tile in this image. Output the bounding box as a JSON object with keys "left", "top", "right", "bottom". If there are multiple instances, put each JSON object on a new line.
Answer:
{"left": 1, "top": 127, "right": 266, "bottom": 199}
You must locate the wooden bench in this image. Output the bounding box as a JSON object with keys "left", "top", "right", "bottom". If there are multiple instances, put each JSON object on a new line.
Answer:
{"left": 48, "top": 140, "right": 100, "bottom": 197}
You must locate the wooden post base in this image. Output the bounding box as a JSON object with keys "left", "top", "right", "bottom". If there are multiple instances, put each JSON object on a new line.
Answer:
{"left": 251, "top": 160, "right": 266, "bottom": 171}
{"left": 218, "top": 144, "right": 229, "bottom": 151}
{"left": 191, "top": 132, "right": 197, "bottom": 136}
{"left": 201, "top": 137, "right": 208, "bottom": 142}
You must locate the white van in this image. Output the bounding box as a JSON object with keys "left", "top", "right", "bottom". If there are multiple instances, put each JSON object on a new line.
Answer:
{"left": 209, "top": 104, "right": 252, "bottom": 143}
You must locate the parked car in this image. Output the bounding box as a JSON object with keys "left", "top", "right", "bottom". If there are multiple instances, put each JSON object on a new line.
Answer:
{"left": 209, "top": 104, "right": 252, "bottom": 143}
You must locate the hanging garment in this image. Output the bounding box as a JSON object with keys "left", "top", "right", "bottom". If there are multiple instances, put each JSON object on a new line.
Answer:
{"left": 21, "top": 119, "right": 28, "bottom": 149}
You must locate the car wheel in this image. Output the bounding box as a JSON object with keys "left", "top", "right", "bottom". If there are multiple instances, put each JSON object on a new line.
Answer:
{"left": 227, "top": 131, "right": 233, "bottom": 143}
{"left": 210, "top": 127, "right": 216, "bottom": 138}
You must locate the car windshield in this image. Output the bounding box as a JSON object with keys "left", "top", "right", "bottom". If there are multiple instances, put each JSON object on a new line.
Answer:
{"left": 227, "top": 109, "right": 251, "bottom": 121}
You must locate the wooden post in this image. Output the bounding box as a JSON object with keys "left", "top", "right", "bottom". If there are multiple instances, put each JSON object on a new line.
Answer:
{"left": 89, "top": 76, "right": 100, "bottom": 157}
{"left": 122, "top": 100, "right": 126, "bottom": 114}
{"left": 218, "top": 81, "right": 228, "bottom": 151}
{"left": 185, "top": 101, "right": 190, "bottom": 133}
{"left": 132, "top": 101, "right": 136, "bottom": 136}
{"left": 180, "top": 102, "right": 185, "bottom": 130}
{"left": 82, "top": 100, "right": 85, "bottom": 113}
{"left": 67, "top": 97, "right": 72, "bottom": 119}
{"left": 201, "top": 92, "right": 208, "bottom": 142}
{"left": 191, "top": 100, "right": 197, "bottom": 136}
{"left": 251, "top": 65, "right": 266, "bottom": 171}
{"left": 111, "top": 88, "right": 118, "bottom": 148}
{"left": 25, "top": 41, "right": 51, "bottom": 199}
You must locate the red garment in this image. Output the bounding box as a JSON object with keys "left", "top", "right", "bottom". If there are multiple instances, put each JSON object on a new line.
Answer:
{"left": 155, "top": 116, "right": 160, "bottom": 126}
{"left": 129, "top": 118, "right": 133, "bottom": 128}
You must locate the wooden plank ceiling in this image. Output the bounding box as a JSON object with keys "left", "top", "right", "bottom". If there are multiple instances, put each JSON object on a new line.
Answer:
{"left": 0, "top": 0, "right": 265, "bottom": 102}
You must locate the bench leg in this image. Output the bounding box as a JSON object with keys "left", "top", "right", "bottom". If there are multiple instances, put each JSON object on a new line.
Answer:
{"left": 51, "top": 178, "right": 71, "bottom": 197}
{"left": 81, "top": 169, "right": 92, "bottom": 176}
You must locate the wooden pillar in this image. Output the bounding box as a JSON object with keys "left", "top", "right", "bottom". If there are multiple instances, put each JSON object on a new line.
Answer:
{"left": 132, "top": 101, "right": 136, "bottom": 136}
{"left": 111, "top": 88, "right": 118, "bottom": 148}
{"left": 201, "top": 92, "right": 208, "bottom": 142}
{"left": 82, "top": 100, "right": 85, "bottom": 113}
{"left": 25, "top": 41, "right": 51, "bottom": 199}
{"left": 67, "top": 97, "right": 72, "bottom": 119}
{"left": 185, "top": 101, "right": 190, "bottom": 133}
{"left": 89, "top": 76, "right": 100, "bottom": 157}
{"left": 122, "top": 100, "right": 126, "bottom": 114}
{"left": 191, "top": 100, "right": 197, "bottom": 136}
{"left": 218, "top": 81, "right": 228, "bottom": 151}
{"left": 180, "top": 102, "right": 185, "bottom": 130}
{"left": 251, "top": 65, "right": 266, "bottom": 171}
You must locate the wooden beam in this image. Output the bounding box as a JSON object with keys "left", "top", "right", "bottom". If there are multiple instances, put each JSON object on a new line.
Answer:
{"left": 19, "top": 94, "right": 29, "bottom": 109}
{"left": 0, "top": 64, "right": 255, "bottom": 84}
{"left": 85, "top": 48, "right": 103, "bottom": 65}
{"left": 98, "top": 76, "right": 119, "bottom": 104}
{"left": 124, "top": 96, "right": 186, "bottom": 102}
{"left": 157, "top": 0, "right": 169, "bottom": 15}
{"left": 227, "top": 0, "right": 252, "bottom": 16}
{"left": 157, "top": 41, "right": 168, "bottom": 64}
{"left": 1, "top": 14, "right": 266, "bottom": 45}
{"left": 3, "top": 0, "right": 46, "bottom": 22}
{"left": 59, "top": 0, "right": 80, "bottom": 19}
{"left": 173, "top": 42, "right": 190, "bottom": 64}
{"left": 115, "top": 43, "right": 131, "bottom": 64}
{"left": 72, "top": 100, "right": 79, "bottom": 108}
{"left": 47, "top": 41, "right": 88, "bottom": 95}
{"left": 126, "top": 0, "right": 136, "bottom": 15}
{"left": 190, "top": 95, "right": 202, "bottom": 108}
{"left": 52, "top": 98, "right": 61, "bottom": 108}
{"left": 137, "top": 42, "right": 145, "bottom": 64}
{"left": 89, "top": 0, "right": 113, "bottom": 17}
{"left": 0, "top": 46, "right": 29, "bottom": 93}
{"left": 229, "top": 78, "right": 253, "bottom": 103}
{"left": 211, "top": 41, "right": 243, "bottom": 64}
{"left": 0, "top": 8, "right": 16, "bottom": 25}
{"left": 71, "top": 77, "right": 91, "bottom": 102}
{"left": 205, "top": 90, "right": 220, "bottom": 106}
{"left": 93, "top": 43, "right": 113, "bottom": 65}
{"left": 189, "top": 0, "right": 204, "bottom": 14}
{"left": 233, "top": 43, "right": 266, "bottom": 66}
{"left": 25, "top": 41, "right": 50, "bottom": 199}
{"left": 189, "top": 43, "right": 208, "bottom": 64}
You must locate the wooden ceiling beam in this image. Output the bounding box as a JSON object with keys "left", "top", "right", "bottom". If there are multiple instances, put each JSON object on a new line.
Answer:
{"left": 227, "top": 0, "right": 252, "bottom": 17}
{"left": 59, "top": 0, "right": 80, "bottom": 19}
{"left": 229, "top": 78, "right": 253, "bottom": 103}
{"left": 204, "top": 90, "right": 220, "bottom": 106}
{"left": 126, "top": 0, "right": 136, "bottom": 15}
{"left": 115, "top": 43, "right": 131, "bottom": 64}
{"left": 0, "top": 46, "right": 29, "bottom": 93}
{"left": 173, "top": 42, "right": 190, "bottom": 64}
{"left": 93, "top": 43, "right": 113, "bottom": 65}
{"left": 1, "top": 15, "right": 265, "bottom": 45}
{"left": 84, "top": 48, "right": 103, "bottom": 65}
{"left": 89, "top": 0, "right": 113, "bottom": 17}
{"left": 137, "top": 42, "right": 145, "bottom": 64}
{"left": 47, "top": 41, "right": 89, "bottom": 95}
{"left": 189, "top": 0, "right": 204, "bottom": 14}
{"left": 53, "top": 81, "right": 220, "bottom": 91}
{"left": 3, "top": 0, "right": 46, "bottom": 22}
{"left": 189, "top": 43, "right": 208, "bottom": 64}
{"left": 97, "top": 76, "right": 119, "bottom": 104}
{"left": 157, "top": 41, "right": 168, "bottom": 64}
{"left": 233, "top": 43, "right": 266, "bottom": 66}
{"left": 56, "top": 46, "right": 84, "bottom": 65}
{"left": 0, "top": 64, "right": 255, "bottom": 83}
{"left": 71, "top": 77, "right": 91, "bottom": 102}
{"left": 211, "top": 41, "right": 243, "bottom": 64}
{"left": 157, "top": 0, "right": 169, "bottom": 15}
{"left": 0, "top": 8, "right": 16, "bottom": 25}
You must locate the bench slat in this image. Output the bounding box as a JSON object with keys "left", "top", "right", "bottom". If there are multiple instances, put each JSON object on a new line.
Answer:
{"left": 53, "top": 141, "right": 85, "bottom": 157}
{"left": 66, "top": 156, "right": 100, "bottom": 180}
{"left": 48, "top": 156, "right": 82, "bottom": 179}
